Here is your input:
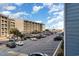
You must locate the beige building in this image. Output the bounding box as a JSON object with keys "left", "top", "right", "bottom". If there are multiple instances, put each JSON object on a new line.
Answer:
{"left": 0, "top": 14, "right": 44, "bottom": 38}
{"left": 0, "top": 14, "right": 15, "bottom": 37}
{"left": 15, "top": 19, "right": 44, "bottom": 34}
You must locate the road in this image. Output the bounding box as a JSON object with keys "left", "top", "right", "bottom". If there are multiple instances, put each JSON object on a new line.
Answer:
{"left": 0, "top": 34, "right": 60, "bottom": 56}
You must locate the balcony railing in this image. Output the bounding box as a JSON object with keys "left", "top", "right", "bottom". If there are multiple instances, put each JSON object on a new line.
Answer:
{"left": 53, "top": 40, "right": 63, "bottom": 56}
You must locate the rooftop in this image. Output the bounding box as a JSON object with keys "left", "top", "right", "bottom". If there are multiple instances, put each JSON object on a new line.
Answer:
{"left": 0, "top": 14, "right": 44, "bottom": 25}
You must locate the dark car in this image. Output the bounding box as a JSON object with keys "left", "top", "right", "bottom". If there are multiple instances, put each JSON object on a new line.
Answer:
{"left": 61, "top": 32, "right": 64, "bottom": 36}
{"left": 44, "top": 32, "right": 51, "bottom": 36}
{"left": 54, "top": 36, "right": 63, "bottom": 41}
{"left": 35, "top": 35, "right": 41, "bottom": 39}
{"left": 21, "top": 37, "right": 27, "bottom": 41}
{"left": 35, "top": 34, "right": 44, "bottom": 39}
{"left": 40, "top": 34, "right": 46, "bottom": 38}
{"left": 32, "top": 34, "right": 40, "bottom": 39}
{"left": 50, "top": 32, "right": 53, "bottom": 35}
{"left": 6, "top": 39, "right": 16, "bottom": 48}
{"left": 29, "top": 52, "right": 48, "bottom": 56}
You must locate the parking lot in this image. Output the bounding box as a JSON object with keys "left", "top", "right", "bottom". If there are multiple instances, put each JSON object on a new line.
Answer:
{"left": 0, "top": 34, "right": 60, "bottom": 56}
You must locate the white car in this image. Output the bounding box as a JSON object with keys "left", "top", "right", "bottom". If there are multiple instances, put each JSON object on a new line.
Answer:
{"left": 16, "top": 41, "right": 24, "bottom": 46}
{"left": 30, "top": 38, "right": 37, "bottom": 41}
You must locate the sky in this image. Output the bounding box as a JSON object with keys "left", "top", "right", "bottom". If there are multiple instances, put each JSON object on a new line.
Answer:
{"left": 0, "top": 3, "right": 64, "bottom": 29}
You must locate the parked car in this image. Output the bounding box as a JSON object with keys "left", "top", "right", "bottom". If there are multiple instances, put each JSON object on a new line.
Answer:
{"left": 21, "top": 37, "right": 27, "bottom": 41}
{"left": 6, "top": 39, "right": 16, "bottom": 48}
{"left": 35, "top": 35, "right": 41, "bottom": 39}
{"left": 30, "top": 38, "right": 37, "bottom": 41}
{"left": 31, "top": 34, "right": 40, "bottom": 39}
{"left": 29, "top": 52, "right": 48, "bottom": 56}
{"left": 24, "top": 34, "right": 34, "bottom": 38}
{"left": 60, "top": 32, "right": 64, "bottom": 36}
{"left": 40, "top": 34, "right": 47, "bottom": 38}
{"left": 50, "top": 32, "right": 53, "bottom": 35}
{"left": 54, "top": 36, "right": 63, "bottom": 41}
{"left": 16, "top": 41, "right": 24, "bottom": 46}
{"left": 44, "top": 32, "right": 51, "bottom": 36}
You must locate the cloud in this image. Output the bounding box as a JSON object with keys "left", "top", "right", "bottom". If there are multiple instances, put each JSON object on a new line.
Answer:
{"left": 53, "top": 10, "right": 63, "bottom": 17}
{"left": 9, "top": 12, "right": 29, "bottom": 19}
{"left": 14, "top": 12, "right": 29, "bottom": 16}
{"left": 35, "top": 20, "right": 42, "bottom": 23}
{"left": 0, "top": 3, "right": 29, "bottom": 19}
{"left": 1, "top": 11, "right": 29, "bottom": 19}
{"left": 1, "top": 11, "right": 11, "bottom": 15}
{"left": 48, "top": 5, "right": 59, "bottom": 13}
{"left": 43, "top": 3, "right": 64, "bottom": 14}
{"left": 47, "top": 16, "right": 51, "bottom": 19}
{"left": 46, "top": 20, "right": 64, "bottom": 29}
{"left": 15, "top": 3, "right": 24, "bottom": 6}
{"left": 47, "top": 14, "right": 63, "bottom": 24}
{"left": 53, "top": 21, "right": 64, "bottom": 29}
{"left": 4, "top": 6, "right": 16, "bottom": 10}
{"left": 45, "top": 3, "right": 64, "bottom": 29}
{"left": 43, "top": 3, "right": 54, "bottom": 9}
{"left": 47, "top": 18, "right": 54, "bottom": 24}
{"left": 47, "top": 10, "right": 64, "bottom": 29}
{"left": 48, "top": 15, "right": 64, "bottom": 24}
{"left": 32, "top": 6, "right": 43, "bottom": 14}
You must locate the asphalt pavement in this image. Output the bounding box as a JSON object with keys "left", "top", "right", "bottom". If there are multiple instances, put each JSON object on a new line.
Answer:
{"left": 0, "top": 34, "right": 60, "bottom": 56}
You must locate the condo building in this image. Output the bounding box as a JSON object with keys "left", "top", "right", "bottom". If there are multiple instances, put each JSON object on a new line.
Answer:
{"left": 0, "top": 14, "right": 15, "bottom": 37}
{"left": 65, "top": 3, "right": 79, "bottom": 56}
{"left": 0, "top": 14, "right": 44, "bottom": 38}
{"left": 15, "top": 19, "right": 44, "bottom": 34}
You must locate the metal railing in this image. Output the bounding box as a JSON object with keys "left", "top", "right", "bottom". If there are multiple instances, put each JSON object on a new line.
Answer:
{"left": 53, "top": 40, "right": 63, "bottom": 56}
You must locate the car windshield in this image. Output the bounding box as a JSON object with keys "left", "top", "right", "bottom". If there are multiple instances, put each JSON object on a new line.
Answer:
{"left": 30, "top": 54, "right": 42, "bottom": 56}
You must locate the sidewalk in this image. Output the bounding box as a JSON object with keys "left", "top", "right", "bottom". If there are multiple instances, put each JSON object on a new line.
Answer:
{"left": 0, "top": 37, "right": 9, "bottom": 45}
{"left": 0, "top": 45, "right": 28, "bottom": 56}
{"left": 7, "top": 51, "right": 28, "bottom": 56}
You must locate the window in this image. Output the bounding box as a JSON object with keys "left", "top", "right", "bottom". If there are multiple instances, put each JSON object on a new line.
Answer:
{"left": 5, "top": 21, "right": 7, "bottom": 23}
{"left": 5, "top": 24, "right": 7, "bottom": 27}
{"left": 2, "top": 32, "right": 4, "bottom": 35}
{"left": 2, "top": 20, "right": 4, "bottom": 23}
{"left": 2, "top": 28, "right": 4, "bottom": 31}
{"left": 5, "top": 28, "right": 7, "bottom": 31}
{"left": 2, "top": 24, "right": 4, "bottom": 27}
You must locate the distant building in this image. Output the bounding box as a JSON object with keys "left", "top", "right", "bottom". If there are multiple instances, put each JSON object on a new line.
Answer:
{"left": 52, "top": 29, "right": 64, "bottom": 33}
{"left": 15, "top": 19, "right": 44, "bottom": 34}
{"left": 65, "top": 3, "right": 79, "bottom": 56}
{"left": 0, "top": 14, "right": 44, "bottom": 38}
